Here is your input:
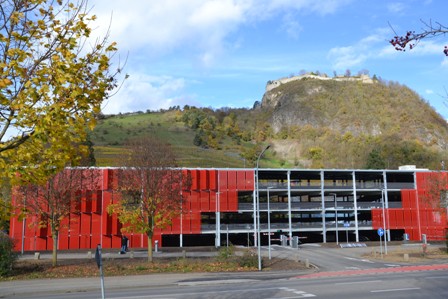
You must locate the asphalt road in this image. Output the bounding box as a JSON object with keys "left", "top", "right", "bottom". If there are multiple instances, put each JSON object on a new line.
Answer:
{"left": 8, "top": 269, "right": 448, "bottom": 299}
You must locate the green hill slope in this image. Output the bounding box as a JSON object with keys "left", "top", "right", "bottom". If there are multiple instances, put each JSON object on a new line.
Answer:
{"left": 90, "top": 75, "right": 448, "bottom": 170}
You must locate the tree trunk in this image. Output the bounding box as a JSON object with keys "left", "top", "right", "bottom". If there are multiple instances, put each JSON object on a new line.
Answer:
{"left": 147, "top": 234, "right": 153, "bottom": 262}
{"left": 52, "top": 231, "right": 58, "bottom": 267}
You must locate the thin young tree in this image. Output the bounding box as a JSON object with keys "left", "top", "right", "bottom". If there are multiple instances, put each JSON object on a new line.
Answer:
{"left": 14, "top": 168, "right": 100, "bottom": 266}
{"left": 108, "top": 137, "right": 190, "bottom": 262}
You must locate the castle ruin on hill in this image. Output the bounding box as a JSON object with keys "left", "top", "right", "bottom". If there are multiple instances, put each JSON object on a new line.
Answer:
{"left": 266, "top": 73, "right": 374, "bottom": 92}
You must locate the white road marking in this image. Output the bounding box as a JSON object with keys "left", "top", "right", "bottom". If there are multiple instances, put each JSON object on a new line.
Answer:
{"left": 344, "top": 257, "right": 375, "bottom": 263}
{"left": 335, "top": 280, "right": 382, "bottom": 285}
{"left": 371, "top": 287, "right": 421, "bottom": 293}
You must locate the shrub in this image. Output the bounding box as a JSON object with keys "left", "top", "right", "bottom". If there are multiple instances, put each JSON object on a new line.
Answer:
{"left": 0, "top": 232, "right": 18, "bottom": 277}
{"left": 218, "top": 245, "right": 234, "bottom": 261}
{"left": 237, "top": 249, "right": 259, "bottom": 268}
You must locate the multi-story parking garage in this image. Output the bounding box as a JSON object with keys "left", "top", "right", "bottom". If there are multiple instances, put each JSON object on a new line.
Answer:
{"left": 9, "top": 167, "right": 448, "bottom": 251}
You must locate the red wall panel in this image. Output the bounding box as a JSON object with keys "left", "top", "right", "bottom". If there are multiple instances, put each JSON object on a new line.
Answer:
{"left": 190, "top": 213, "right": 201, "bottom": 233}
{"left": 401, "top": 190, "right": 410, "bottom": 209}
{"left": 191, "top": 169, "right": 199, "bottom": 190}
{"left": 220, "top": 191, "right": 228, "bottom": 211}
{"left": 395, "top": 209, "right": 404, "bottom": 227}
{"left": 182, "top": 192, "right": 191, "bottom": 211}
{"left": 79, "top": 235, "right": 91, "bottom": 249}
{"left": 102, "top": 236, "right": 112, "bottom": 249}
{"left": 245, "top": 170, "right": 255, "bottom": 190}
{"left": 209, "top": 170, "right": 218, "bottom": 190}
{"left": 91, "top": 235, "right": 101, "bottom": 248}
{"left": 404, "top": 210, "right": 412, "bottom": 227}
{"left": 112, "top": 235, "right": 121, "bottom": 248}
{"left": 130, "top": 234, "right": 142, "bottom": 248}
{"left": 228, "top": 171, "right": 237, "bottom": 190}
{"left": 200, "top": 170, "right": 208, "bottom": 190}
{"left": 35, "top": 237, "right": 47, "bottom": 250}
{"left": 200, "top": 191, "right": 210, "bottom": 211}
{"left": 182, "top": 213, "right": 191, "bottom": 233}
{"left": 237, "top": 171, "right": 246, "bottom": 190}
{"left": 171, "top": 216, "right": 181, "bottom": 234}
{"left": 371, "top": 209, "right": 383, "bottom": 228}
{"left": 190, "top": 191, "right": 200, "bottom": 211}
{"left": 209, "top": 191, "right": 217, "bottom": 212}
{"left": 410, "top": 210, "right": 418, "bottom": 229}
{"left": 227, "top": 190, "right": 238, "bottom": 211}
{"left": 219, "top": 171, "right": 228, "bottom": 190}
{"left": 69, "top": 235, "right": 80, "bottom": 249}
{"left": 81, "top": 191, "right": 92, "bottom": 213}
{"left": 91, "top": 213, "right": 101, "bottom": 237}
{"left": 81, "top": 213, "right": 92, "bottom": 236}
{"left": 92, "top": 191, "right": 102, "bottom": 213}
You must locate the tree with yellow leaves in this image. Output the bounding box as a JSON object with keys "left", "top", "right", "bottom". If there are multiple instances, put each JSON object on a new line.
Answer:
{"left": 0, "top": 0, "right": 122, "bottom": 184}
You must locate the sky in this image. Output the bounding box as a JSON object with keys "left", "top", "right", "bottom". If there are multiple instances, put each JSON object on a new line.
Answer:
{"left": 90, "top": 0, "right": 448, "bottom": 118}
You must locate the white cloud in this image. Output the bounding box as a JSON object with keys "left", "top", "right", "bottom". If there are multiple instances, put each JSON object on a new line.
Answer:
{"left": 327, "top": 29, "right": 389, "bottom": 70}
{"left": 102, "top": 73, "right": 193, "bottom": 114}
{"left": 329, "top": 27, "right": 448, "bottom": 71}
{"left": 442, "top": 57, "right": 448, "bottom": 67}
{"left": 91, "top": 0, "right": 353, "bottom": 65}
{"left": 426, "top": 89, "right": 434, "bottom": 94}
{"left": 387, "top": 2, "right": 406, "bottom": 13}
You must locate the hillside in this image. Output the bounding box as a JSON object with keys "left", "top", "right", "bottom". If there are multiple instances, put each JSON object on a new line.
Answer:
{"left": 90, "top": 75, "right": 448, "bottom": 170}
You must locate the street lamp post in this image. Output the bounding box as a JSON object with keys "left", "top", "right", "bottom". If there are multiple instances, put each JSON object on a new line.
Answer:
{"left": 256, "top": 144, "right": 270, "bottom": 271}
{"left": 215, "top": 192, "right": 220, "bottom": 248}
{"left": 267, "top": 186, "right": 273, "bottom": 260}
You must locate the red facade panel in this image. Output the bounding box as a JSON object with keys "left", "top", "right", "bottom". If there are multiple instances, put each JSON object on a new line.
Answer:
{"left": 227, "top": 190, "right": 238, "bottom": 211}
{"left": 401, "top": 190, "right": 410, "bottom": 209}
{"left": 35, "top": 237, "right": 47, "bottom": 250}
{"left": 130, "top": 234, "right": 142, "bottom": 248}
{"left": 69, "top": 235, "right": 80, "bottom": 249}
{"left": 111, "top": 235, "right": 121, "bottom": 248}
{"left": 92, "top": 191, "right": 102, "bottom": 213}
{"left": 200, "top": 191, "right": 210, "bottom": 211}
{"left": 182, "top": 213, "right": 191, "bottom": 233}
{"left": 237, "top": 171, "right": 246, "bottom": 190}
{"left": 190, "top": 191, "right": 200, "bottom": 211}
{"left": 245, "top": 170, "right": 255, "bottom": 190}
{"left": 228, "top": 171, "right": 237, "bottom": 190}
{"left": 395, "top": 209, "right": 404, "bottom": 227}
{"left": 190, "top": 213, "right": 201, "bottom": 233}
{"left": 81, "top": 191, "right": 92, "bottom": 213}
{"left": 191, "top": 169, "right": 199, "bottom": 190}
{"left": 79, "top": 235, "right": 91, "bottom": 249}
{"left": 220, "top": 191, "right": 228, "bottom": 211}
{"left": 210, "top": 191, "right": 217, "bottom": 212}
{"left": 91, "top": 235, "right": 101, "bottom": 248}
{"left": 80, "top": 213, "right": 92, "bottom": 236}
{"left": 200, "top": 170, "right": 208, "bottom": 190}
{"left": 219, "top": 171, "right": 228, "bottom": 190}
{"left": 209, "top": 170, "right": 218, "bottom": 190}
{"left": 371, "top": 209, "right": 383, "bottom": 228}
{"left": 91, "top": 213, "right": 101, "bottom": 237}
{"left": 171, "top": 217, "right": 181, "bottom": 234}
{"left": 403, "top": 210, "right": 412, "bottom": 227}
{"left": 182, "top": 192, "right": 191, "bottom": 211}
{"left": 102, "top": 236, "right": 112, "bottom": 249}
